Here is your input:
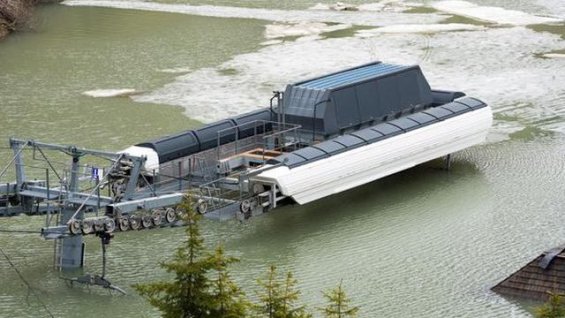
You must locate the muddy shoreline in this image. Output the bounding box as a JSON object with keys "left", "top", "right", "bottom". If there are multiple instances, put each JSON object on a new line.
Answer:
{"left": 0, "top": 0, "right": 60, "bottom": 40}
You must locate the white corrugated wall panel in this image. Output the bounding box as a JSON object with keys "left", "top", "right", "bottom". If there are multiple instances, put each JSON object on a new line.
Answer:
{"left": 255, "top": 106, "right": 492, "bottom": 205}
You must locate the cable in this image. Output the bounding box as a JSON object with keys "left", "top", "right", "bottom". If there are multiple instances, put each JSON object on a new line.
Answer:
{"left": 0, "top": 229, "right": 42, "bottom": 234}
{"left": 0, "top": 247, "right": 55, "bottom": 318}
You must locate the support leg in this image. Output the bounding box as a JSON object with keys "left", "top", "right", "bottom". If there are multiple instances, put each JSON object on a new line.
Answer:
{"left": 444, "top": 154, "right": 452, "bottom": 171}
{"left": 57, "top": 155, "right": 84, "bottom": 270}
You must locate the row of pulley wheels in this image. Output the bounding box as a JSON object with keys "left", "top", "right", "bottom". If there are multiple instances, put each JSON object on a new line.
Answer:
{"left": 68, "top": 207, "right": 181, "bottom": 235}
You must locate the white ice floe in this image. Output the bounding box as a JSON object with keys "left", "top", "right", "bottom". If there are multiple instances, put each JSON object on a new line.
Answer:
{"left": 537, "top": 0, "right": 565, "bottom": 18}
{"left": 431, "top": 0, "right": 562, "bottom": 25}
{"left": 82, "top": 89, "right": 138, "bottom": 98}
{"left": 265, "top": 22, "right": 351, "bottom": 39}
{"left": 260, "top": 39, "right": 284, "bottom": 46}
{"left": 543, "top": 53, "right": 565, "bottom": 59}
{"left": 158, "top": 67, "right": 192, "bottom": 74}
{"left": 134, "top": 26, "right": 565, "bottom": 137}
{"left": 62, "top": 0, "right": 444, "bottom": 26}
{"left": 356, "top": 23, "right": 484, "bottom": 36}
{"left": 309, "top": 1, "right": 420, "bottom": 13}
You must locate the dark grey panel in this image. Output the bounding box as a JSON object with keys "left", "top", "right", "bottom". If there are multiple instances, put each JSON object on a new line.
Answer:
{"left": 455, "top": 97, "right": 486, "bottom": 110}
{"left": 407, "top": 112, "right": 438, "bottom": 125}
{"left": 351, "top": 127, "right": 385, "bottom": 143}
{"left": 440, "top": 102, "right": 472, "bottom": 115}
{"left": 333, "top": 88, "right": 361, "bottom": 129}
{"left": 371, "top": 123, "right": 402, "bottom": 137}
{"left": 377, "top": 77, "right": 400, "bottom": 115}
{"left": 423, "top": 107, "right": 454, "bottom": 119}
{"left": 332, "top": 134, "right": 366, "bottom": 147}
{"left": 388, "top": 117, "right": 420, "bottom": 131}
{"left": 137, "top": 130, "right": 200, "bottom": 163}
{"left": 194, "top": 120, "right": 237, "bottom": 151}
{"left": 397, "top": 70, "right": 421, "bottom": 107}
{"left": 355, "top": 81, "right": 380, "bottom": 121}
{"left": 232, "top": 109, "right": 273, "bottom": 138}
{"left": 431, "top": 90, "right": 465, "bottom": 104}
{"left": 293, "top": 147, "right": 328, "bottom": 160}
{"left": 280, "top": 62, "right": 435, "bottom": 136}
{"left": 268, "top": 153, "right": 306, "bottom": 167}
{"left": 312, "top": 141, "right": 346, "bottom": 155}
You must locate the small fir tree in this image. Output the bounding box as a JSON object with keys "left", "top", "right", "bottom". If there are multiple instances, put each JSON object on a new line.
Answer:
{"left": 320, "top": 281, "right": 359, "bottom": 318}
{"left": 536, "top": 292, "right": 565, "bottom": 318}
{"left": 256, "top": 265, "right": 312, "bottom": 318}
{"left": 209, "top": 245, "right": 249, "bottom": 317}
{"left": 133, "top": 197, "right": 248, "bottom": 318}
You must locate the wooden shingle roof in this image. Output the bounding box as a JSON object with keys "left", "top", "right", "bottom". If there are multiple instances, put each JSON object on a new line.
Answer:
{"left": 493, "top": 246, "right": 565, "bottom": 301}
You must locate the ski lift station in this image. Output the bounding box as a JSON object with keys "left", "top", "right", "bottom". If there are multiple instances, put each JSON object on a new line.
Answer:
{"left": 0, "top": 61, "right": 492, "bottom": 271}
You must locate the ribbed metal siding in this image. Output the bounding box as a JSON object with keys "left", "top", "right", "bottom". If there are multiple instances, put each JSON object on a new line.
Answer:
{"left": 298, "top": 63, "right": 409, "bottom": 90}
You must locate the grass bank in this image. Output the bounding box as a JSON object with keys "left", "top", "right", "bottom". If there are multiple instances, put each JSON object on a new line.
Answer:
{"left": 0, "top": 0, "right": 60, "bottom": 40}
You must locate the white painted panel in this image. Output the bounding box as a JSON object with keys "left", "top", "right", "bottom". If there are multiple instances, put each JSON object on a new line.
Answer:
{"left": 119, "top": 146, "right": 160, "bottom": 174}
{"left": 255, "top": 106, "right": 492, "bottom": 204}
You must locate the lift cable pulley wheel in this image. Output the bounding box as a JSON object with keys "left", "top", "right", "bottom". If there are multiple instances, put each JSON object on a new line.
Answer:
{"left": 151, "top": 209, "right": 162, "bottom": 226}
{"left": 165, "top": 207, "right": 176, "bottom": 223}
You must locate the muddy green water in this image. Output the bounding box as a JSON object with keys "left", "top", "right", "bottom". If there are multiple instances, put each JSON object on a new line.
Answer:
{"left": 1, "top": 1, "right": 565, "bottom": 317}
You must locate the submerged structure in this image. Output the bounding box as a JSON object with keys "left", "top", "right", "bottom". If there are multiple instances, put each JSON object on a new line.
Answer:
{"left": 493, "top": 245, "right": 565, "bottom": 301}
{"left": 0, "top": 61, "right": 492, "bottom": 269}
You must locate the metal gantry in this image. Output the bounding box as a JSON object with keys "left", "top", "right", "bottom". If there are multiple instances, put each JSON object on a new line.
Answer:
{"left": 0, "top": 119, "right": 302, "bottom": 270}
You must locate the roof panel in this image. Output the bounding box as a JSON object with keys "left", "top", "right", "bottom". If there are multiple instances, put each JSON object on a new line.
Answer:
{"left": 423, "top": 107, "right": 454, "bottom": 119}
{"left": 388, "top": 118, "right": 420, "bottom": 131}
{"left": 371, "top": 123, "right": 402, "bottom": 137}
{"left": 293, "top": 147, "right": 327, "bottom": 160}
{"left": 440, "top": 102, "right": 472, "bottom": 115}
{"left": 455, "top": 97, "right": 486, "bottom": 110}
{"left": 351, "top": 128, "right": 386, "bottom": 143}
{"left": 407, "top": 112, "right": 438, "bottom": 125}
{"left": 333, "top": 134, "right": 366, "bottom": 147}
{"left": 312, "top": 141, "right": 346, "bottom": 155}
{"left": 270, "top": 153, "right": 306, "bottom": 167}
{"left": 297, "top": 63, "right": 410, "bottom": 90}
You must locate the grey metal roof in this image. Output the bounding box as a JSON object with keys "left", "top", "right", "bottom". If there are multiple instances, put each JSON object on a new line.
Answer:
{"left": 455, "top": 97, "right": 485, "bottom": 110}
{"left": 351, "top": 128, "right": 385, "bottom": 143}
{"left": 312, "top": 141, "right": 346, "bottom": 154}
{"left": 408, "top": 112, "right": 438, "bottom": 125}
{"left": 372, "top": 124, "right": 402, "bottom": 137}
{"left": 423, "top": 107, "right": 454, "bottom": 119}
{"left": 388, "top": 118, "right": 420, "bottom": 132}
{"left": 440, "top": 102, "right": 471, "bottom": 115}
{"left": 271, "top": 97, "right": 487, "bottom": 168}
{"left": 333, "top": 135, "right": 366, "bottom": 147}
{"left": 293, "top": 147, "right": 327, "bottom": 161}
{"left": 296, "top": 62, "right": 410, "bottom": 90}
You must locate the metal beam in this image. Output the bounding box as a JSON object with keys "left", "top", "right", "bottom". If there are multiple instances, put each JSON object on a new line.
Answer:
{"left": 10, "top": 138, "right": 120, "bottom": 159}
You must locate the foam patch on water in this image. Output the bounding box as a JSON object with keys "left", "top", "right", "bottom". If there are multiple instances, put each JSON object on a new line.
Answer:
{"left": 82, "top": 89, "right": 138, "bottom": 97}
{"left": 431, "top": 0, "right": 562, "bottom": 25}
{"left": 309, "top": 1, "right": 420, "bottom": 13}
{"left": 356, "top": 23, "right": 484, "bottom": 36}
{"left": 62, "top": 0, "right": 444, "bottom": 26}
{"left": 537, "top": 0, "right": 565, "bottom": 18}
{"left": 260, "top": 39, "right": 284, "bottom": 46}
{"left": 265, "top": 22, "right": 351, "bottom": 39}
{"left": 158, "top": 67, "right": 192, "bottom": 74}
{"left": 135, "top": 26, "right": 565, "bottom": 137}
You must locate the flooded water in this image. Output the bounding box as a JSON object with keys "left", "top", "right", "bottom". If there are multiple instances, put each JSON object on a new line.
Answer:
{"left": 0, "top": 0, "right": 564, "bottom": 317}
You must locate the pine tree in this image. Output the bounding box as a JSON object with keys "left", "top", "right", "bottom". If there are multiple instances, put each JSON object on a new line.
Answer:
{"left": 132, "top": 198, "right": 217, "bottom": 318}
{"left": 536, "top": 292, "right": 565, "bottom": 318}
{"left": 256, "top": 265, "right": 312, "bottom": 318}
{"left": 209, "top": 245, "right": 249, "bottom": 317}
{"left": 320, "top": 281, "right": 359, "bottom": 318}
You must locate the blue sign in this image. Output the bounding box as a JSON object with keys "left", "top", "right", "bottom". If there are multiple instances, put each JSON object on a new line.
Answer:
{"left": 91, "top": 167, "right": 99, "bottom": 180}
